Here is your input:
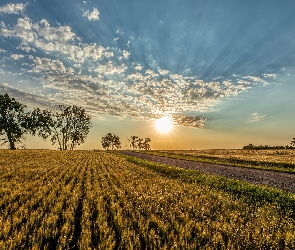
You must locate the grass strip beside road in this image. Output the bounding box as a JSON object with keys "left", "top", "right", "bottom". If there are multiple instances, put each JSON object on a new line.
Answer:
{"left": 140, "top": 151, "right": 295, "bottom": 173}
{"left": 125, "top": 155, "right": 295, "bottom": 217}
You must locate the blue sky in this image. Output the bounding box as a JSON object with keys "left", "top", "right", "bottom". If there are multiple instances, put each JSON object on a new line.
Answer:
{"left": 0, "top": 0, "right": 294, "bottom": 149}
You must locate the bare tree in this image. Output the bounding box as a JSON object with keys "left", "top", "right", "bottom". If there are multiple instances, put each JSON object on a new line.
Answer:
{"left": 101, "top": 133, "right": 121, "bottom": 150}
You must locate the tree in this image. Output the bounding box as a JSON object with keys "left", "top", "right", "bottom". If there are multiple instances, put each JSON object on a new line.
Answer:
{"left": 291, "top": 138, "right": 295, "bottom": 147}
{"left": 35, "top": 105, "right": 92, "bottom": 150}
{"left": 101, "top": 133, "right": 121, "bottom": 150}
{"left": 127, "top": 136, "right": 151, "bottom": 150}
{"left": 0, "top": 93, "right": 36, "bottom": 149}
{"left": 141, "top": 138, "right": 151, "bottom": 150}
{"left": 127, "top": 136, "right": 140, "bottom": 150}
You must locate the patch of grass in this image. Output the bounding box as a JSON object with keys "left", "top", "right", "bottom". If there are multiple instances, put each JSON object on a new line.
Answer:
{"left": 126, "top": 155, "right": 295, "bottom": 216}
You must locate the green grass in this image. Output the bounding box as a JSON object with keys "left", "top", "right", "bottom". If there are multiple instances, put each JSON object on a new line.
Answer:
{"left": 126, "top": 155, "right": 295, "bottom": 216}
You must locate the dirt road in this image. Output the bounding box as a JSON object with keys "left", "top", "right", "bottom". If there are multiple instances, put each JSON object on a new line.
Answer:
{"left": 121, "top": 151, "right": 295, "bottom": 193}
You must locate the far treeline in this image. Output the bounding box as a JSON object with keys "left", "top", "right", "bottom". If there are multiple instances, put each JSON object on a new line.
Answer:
{"left": 243, "top": 142, "right": 295, "bottom": 150}
{"left": 101, "top": 133, "right": 151, "bottom": 151}
{"left": 0, "top": 93, "right": 151, "bottom": 150}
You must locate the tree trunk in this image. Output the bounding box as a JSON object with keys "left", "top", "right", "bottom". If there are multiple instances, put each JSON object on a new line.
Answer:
{"left": 7, "top": 131, "right": 16, "bottom": 150}
{"left": 9, "top": 141, "right": 16, "bottom": 150}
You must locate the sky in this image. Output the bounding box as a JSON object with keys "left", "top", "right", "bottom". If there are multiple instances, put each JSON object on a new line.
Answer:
{"left": 0, "top": 0, "right": 294, "bottom": 150}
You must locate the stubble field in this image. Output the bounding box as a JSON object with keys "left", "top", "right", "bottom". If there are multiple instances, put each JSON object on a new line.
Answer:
{"left": 159, "top": 149, "right": 295, "bottom": 164}
{"left": 0, "top": 150, "right": 295, "bottom": 249}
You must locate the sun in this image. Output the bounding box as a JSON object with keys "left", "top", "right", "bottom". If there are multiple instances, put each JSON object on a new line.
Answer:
{"left": 155, "top": 116, "right": 173, "bottom": 133}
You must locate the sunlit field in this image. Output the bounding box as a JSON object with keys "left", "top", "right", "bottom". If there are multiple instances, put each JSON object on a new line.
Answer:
{"left": 167, "top": 149, "right": 295, "bottom": 164}
{"left": 0, "top": 150, "right": 295, "bottom": 249}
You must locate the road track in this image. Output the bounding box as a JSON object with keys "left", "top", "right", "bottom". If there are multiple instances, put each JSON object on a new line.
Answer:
{"left": 121, "top": 151, "right": 295, "bottom": 193}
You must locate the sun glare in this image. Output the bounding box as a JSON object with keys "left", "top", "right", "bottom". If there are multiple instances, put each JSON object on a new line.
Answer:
{"left": 155, "top": 116, "right": 173, "bottom": 133}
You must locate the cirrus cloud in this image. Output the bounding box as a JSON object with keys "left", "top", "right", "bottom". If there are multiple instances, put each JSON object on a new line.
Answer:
{"left": 248, "top": 113, "right": 266, "bottom": 123}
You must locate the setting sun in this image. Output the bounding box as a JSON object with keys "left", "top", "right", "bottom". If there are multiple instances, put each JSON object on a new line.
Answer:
{"left": 155, "top": 116, "right": 173, "bottom": 133}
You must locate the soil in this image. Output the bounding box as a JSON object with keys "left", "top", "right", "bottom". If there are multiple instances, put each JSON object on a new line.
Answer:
{"left": 121, "top": 151, "right": 295, "bottom": 194}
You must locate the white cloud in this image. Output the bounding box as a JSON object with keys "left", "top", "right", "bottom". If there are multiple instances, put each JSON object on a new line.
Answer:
{"left": 0, "top": 3, "right": 26, "bottom": 14}
{"left": 0, "top": 18, "right": 117, "bottom": 64}
{"left": 172, "top": 116, "right": 206, "bottom": 128}
{"left": 32, "top": 57, "right": 67, "bottom": 73}
{"left": 134, "top": 65, "right": 143, "bottom": 71}
{"left": 35, "top": 19, "right": 75, "bottom": 44}
{"left": 17, "top": 43, "right": 36, "bottom": 53}
{"left": 158, "top": 68, "right": 169, "bottom": 75}
{"left": 145, "top": 69, "right": 159, "bottom": 77}
{"left": 122, "top": 50, "right": 130, "bottom": 59}
{"left": 243, "top": 75, "right": 268, "bottom": 85}
{"left": 83, "top": 8, "right": 99, "bottom": 21}
{"left": 0, "top": 17, "right": 35, "bottom": 42}
{"left": 11, "top": 54, "right": 25, "bottom": 60}
{"left": 127, "top": 72, "right": 145, "bottom": 81}
{"left": 249, "top": 113, "right": 266, "bottom": 122}
{"left": 94, "top": 62, "right": 127, "bottom": 75}
{"left": 262, "top": 73, "right": 277, "bottom": 78}
{"left": 238, "top": 79, "right": 251, "bottom": 85}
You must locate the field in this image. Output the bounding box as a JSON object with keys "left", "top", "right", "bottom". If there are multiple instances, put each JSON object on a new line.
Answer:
{"left": 1, "top": 150, "right": 295, "bottom": 249}
{"left": 143, "top": 149, "right": 295, "bottom": 172}
{"left": 157, "top": 149, "right": 295, "bottom": 164}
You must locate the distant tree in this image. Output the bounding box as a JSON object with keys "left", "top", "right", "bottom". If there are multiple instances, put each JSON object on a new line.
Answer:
{"left": 127, "top": 136, "right": 140, "bottom": 150}
{"left": 141, "top": 138, "right": 151, "bottom": 150}
{"left": 291, "top": 138, "right": 295, "bottom": 147}
{"left": 34, "top": 105, "right": 92, "bottom": 150}
{"left": 127, "top": 136, "right": 151, "bottom": 150}
{"left": 0, "top": 93, "right": 37, "bottom": 149}
{"left": 101, "top": 133, "right": 121, "bottom": 150}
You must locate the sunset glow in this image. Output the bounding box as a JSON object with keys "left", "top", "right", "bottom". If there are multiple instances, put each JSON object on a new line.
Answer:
{"left": 155, "top": 116, "right": 173, "bottom": 134}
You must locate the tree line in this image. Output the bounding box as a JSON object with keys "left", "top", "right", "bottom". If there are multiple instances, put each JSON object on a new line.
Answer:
{"left": 100, "top": 133, "right": 151, "bottom": 150}
{"left": 243, "top": 143, "right": 295, "bottom": 150}
{"left": 1, "top": 93, "right": 151, "bottom": 150}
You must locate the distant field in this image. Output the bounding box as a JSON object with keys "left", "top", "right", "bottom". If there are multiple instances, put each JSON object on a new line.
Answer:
{"left": 167, "top": 149, "right": 295, "bottom": 164}
{"left": 0, "top": 150, "right": 295, "bottom": 249}
{"left": 143, "top": 149, "right": 295, "bottom": 172}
